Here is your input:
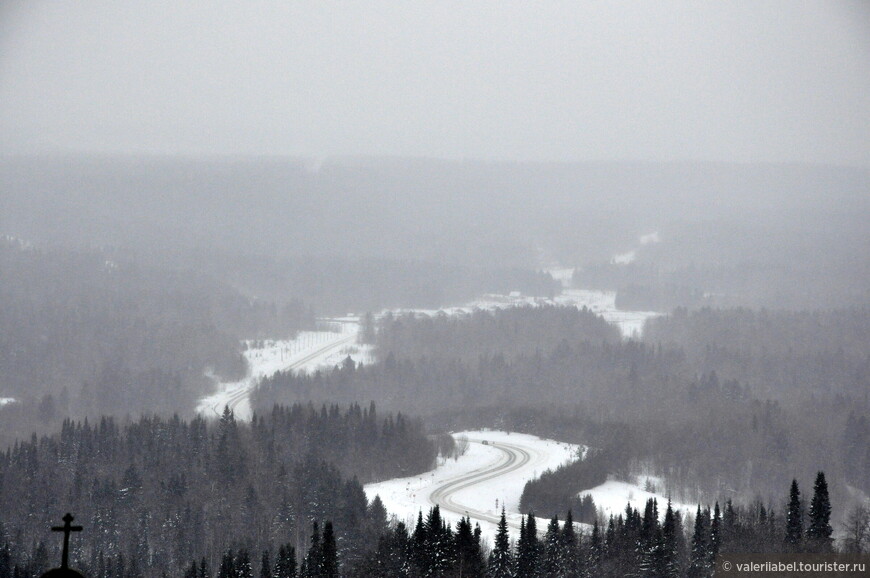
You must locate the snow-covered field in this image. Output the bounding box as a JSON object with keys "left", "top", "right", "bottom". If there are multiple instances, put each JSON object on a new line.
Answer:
{"left": 578, "top": 475, "right": 695, "bottom": 522}
{"left": 196, "top": 282, "right": 659, "bottom": 420}
{"left": 609, "top": 231, "right": 661, "bottom": 266}
{"left": 0, "top": 398, "right": 17, "bottom": 407}
{"left": 364, "top": 431, "right": 585, "bottom": 545}
{"left": 611, "top": 250, "right": 637, "bottom": 265}
{"left": 196, "top": 320, "right": 369, "bottom": 420}
{"left": 546, "top": 267, "right": 575, "bottom": 288}
{"left": 554, "top": 289, "right": 659, "bottom": 339}
{"left": 392, "top": 288, "right": 658, "bottom": 340}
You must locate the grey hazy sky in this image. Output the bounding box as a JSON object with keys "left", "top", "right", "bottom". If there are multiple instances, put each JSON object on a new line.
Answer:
{"left": 1, "top": 1, "right": 868, "bottom": 165}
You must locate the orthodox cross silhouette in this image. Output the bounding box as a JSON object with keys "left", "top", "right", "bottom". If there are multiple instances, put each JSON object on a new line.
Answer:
{"left": 51, "top": 513, "right": 82, "bottom": 569}
{"left": 40, "top": 513, "right": 85, "bottom": 578}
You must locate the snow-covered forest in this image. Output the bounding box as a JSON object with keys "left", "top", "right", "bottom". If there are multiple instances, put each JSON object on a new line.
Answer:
{"left": 1, "top": 2, "right": 869, "bottom": 576}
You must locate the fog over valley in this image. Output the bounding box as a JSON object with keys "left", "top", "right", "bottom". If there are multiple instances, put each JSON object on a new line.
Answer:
{"left": 0, "top": 2, "right": 868, "bottom": 576}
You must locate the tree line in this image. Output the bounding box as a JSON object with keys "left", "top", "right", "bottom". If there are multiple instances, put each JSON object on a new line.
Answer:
{"left": 0, "top": 404, "right": 434, "bottom": 577}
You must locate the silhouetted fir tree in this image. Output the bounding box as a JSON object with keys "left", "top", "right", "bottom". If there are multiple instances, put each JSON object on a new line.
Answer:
{"left": 260, "top": 550, "right": 271, "bottom": 578}
{"left": 610, "top": 504, "right": 640, "bottom": 576}
{"left": 561, "top": 510, "right": 580, "bottom": 578}
{"left": 709, "top": 502, "right": 721, "bottom": 567}
{"left": 766, "top": 506, "right": 781, "bottom": 551}
{"left": 302, "top": 523, "right": 320, "bottom": 577}
{"left": 358, "top": 521, "right": 412, "bottom": 578}
{"left": 366, "top": 495, "right": 390, "bottom": 548}
{"left": 657, "top": 500, "right": 681, "bottom": 578}
{"left": 0, "top": 543, "right": 13, "bottom": 578}
{"left": 516, "top": 513, "right": 540, "bottom": 577}
{"left": 319, "top": 522, "right": 338, "bottom": 578}
{"left": 807, "top": 471, "right": 833, "bottom": 552}
{"left": 604, "top": 515, "right": 615, "bottom": 557}
{"left": 411, "top": 512, "right": 428, "bottom": 573}
{"left": 423, "top": 505, "right": 454, "bottom": 577}
{"left": 638, "top": 498, "right": 660, "bottom": 575}
{"left": 722, "top": 499, "right": 738, "bottom": 549}
{"left": 237, "top": 550, "right": 254, "bottom": 578}
{"left": 199, "top": 557, "right": 211, "bottom": 578}
{"left": 785, "top": 479, "right": 803, "bottom": 551}
{"left": 184, "top": 561, "right": 199, "bottom": 578}
{"left": 218, "top": 551, "right": 234, "bottom": 578}
{"left": 586, "top": 518, "right": 602, "bottom": 578}
{"left": 542, "top": 516, "right": 561, "bottom": 577}
{"left": 487, "top": 509, "right": 513, "bottom": 578}
{"left": 455, "top": 517, "right": 486, "bottom": 578}
{"left": 687, "top": 506, "right": 709, "bottom": 578}
{"left": 274, "top": 544, "right": 297, "bottom": 578}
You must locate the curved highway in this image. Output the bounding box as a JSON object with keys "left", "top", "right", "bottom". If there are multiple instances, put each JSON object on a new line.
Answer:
{"left": 429, "top": 440, "right": 533, "bottom": 527}
{"left": 210, "top": 331, "right": 358, "bottom": 417}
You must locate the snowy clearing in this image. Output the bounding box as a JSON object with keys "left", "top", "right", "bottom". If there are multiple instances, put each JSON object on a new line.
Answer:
{"left": 578, "top": 475, "right": 695, "bottom": 523}
{"left": 640, "top": 231, "right": 661, "bottom": 245}
{"left": 545, "top": 267, "right": 576, "bottom": 288}
{"left": 611, "top": 250, "right": 637, "bottom": 265}
{"left": 196, "top": 281, "right": 658, "bottom": 420}
{"left": 0, "top": 398, "right": 17, "bottom": 407}
{"left": 391, "top": 288, "right": 658, "bottom": 340}
{"left": 364, "top": 430, "right": 585, "bottom": 545}
{"left": 196, "top": 320, "right": 368, "bottom": 420}
{"left": 554, "top": 289, "right": 659, "bottom": 339}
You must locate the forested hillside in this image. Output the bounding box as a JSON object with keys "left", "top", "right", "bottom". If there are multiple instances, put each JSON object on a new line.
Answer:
{"left": 256, "top": 305, "right": 870, "bottom": 511}
{"left": 0, "top": 239, "right": 313, "bottom": 444}
{"left": 0, "top": 403, "right": 433, "bottom": 577}
{"left": 4, "top": 157, "right": 867, "bottom": 311}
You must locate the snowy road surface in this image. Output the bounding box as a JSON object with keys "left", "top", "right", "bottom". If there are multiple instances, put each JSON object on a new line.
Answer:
{"left": 364, "top": 431, "right": 585, "bottom": 544}
{"left": 196, "top": 320, "right": 365, "bottom": 420}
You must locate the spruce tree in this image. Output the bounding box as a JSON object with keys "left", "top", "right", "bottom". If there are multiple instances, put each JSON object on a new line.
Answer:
{"left": 487, "top": 509, "right": 513, "bottom": 578}
{"left": 199, "top": 557, "right": 211, "bottom": 578}
{"left": 423, "top": 505, "right": 454, "bottom": 576}
{"left": 516, "top": 513, "right": 540, "bottom": 577}
{"left": 723, "top": 499, "right": 738, "bottom": 548}
{"left": 655, "top": 500, "right": 680, "bottom": 578}
{"left": 411, "top": 511, "right": 428, "bottom": 573}
{"left": 806, "top": 471, "right": 833, "bottom": 552}
{"left": 638, "top": 498, "right": 661, "bottom": 575}
{"left": 785, "top": 479, "right": 804, "bottom": 551}
{"left": 709, "top": 502, "right": 721, "bottom": 567}
{"left": 604, "top": 515, "right": 615, "bottom": 558}
{"left": 561, "top": 510, "right": 580, "bottom": 578}
{"left": 218, "top": 550, "right": 235, "bottom": 578}
{"left": 303, "top": 522, "right": 322, "bottom": 577}
{"left": 455, "top": 516, "right": 486, "bottom": 578}
{"left": 687, "top": 506, "right": 709, "bottom": 578}
{"left": 260, "top": 550, "right": 271, "bottom": 578}
{"left": 236, "top": 549, "right": 253, "bottom": 578}
{"left": 321, "top": 522, "right": 338, "bottom": 578}
{"left": 542, "top": 516, "right": 561, "bottom": 577}
{"left": 274, "top": 544, "right": 297, "bottom": 578}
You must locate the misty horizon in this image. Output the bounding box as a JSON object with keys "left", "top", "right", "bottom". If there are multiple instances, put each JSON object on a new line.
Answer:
{"left": 2, "top": 1, "right": 868, "bottom": 166}
{"left": 0, "top": 2, "right": 868, "bottom": 575}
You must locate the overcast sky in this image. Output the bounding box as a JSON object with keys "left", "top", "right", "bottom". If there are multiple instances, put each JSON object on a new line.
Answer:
{"left": 1, "top": 1, "right": 868, "bottom": 165}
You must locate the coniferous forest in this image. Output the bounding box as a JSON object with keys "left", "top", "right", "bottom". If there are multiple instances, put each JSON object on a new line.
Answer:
{"left": 0, "top": 298, "right": 866, "bottom": 575}
{"left": 3, "top": 2, "right": 870, "bottom": 574}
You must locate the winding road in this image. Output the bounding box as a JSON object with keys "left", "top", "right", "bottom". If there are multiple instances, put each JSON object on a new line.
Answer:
{"left": 208, "top": 330, "right": 358, "bottom": 417}
{"left": 429, "top": 440, "right": 533, "bottom": 529}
